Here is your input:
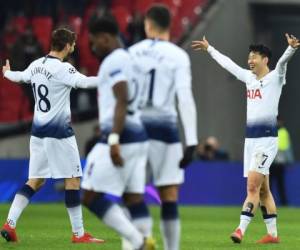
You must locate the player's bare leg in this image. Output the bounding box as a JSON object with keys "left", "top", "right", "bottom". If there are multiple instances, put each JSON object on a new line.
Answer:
{"left": 1, "top": 178, "right": 45, "bottom": 242}
{"left": 64, "top": 177, "right": 104, "bottom": 243}
{"left": 158, "top": 185, "right": 180, "bottom": 250}
{"left": 231, "top": 171, "right": 264, "bottom": 243}
{"left": 257, "top": 176, "right": 279, "bottom": 243}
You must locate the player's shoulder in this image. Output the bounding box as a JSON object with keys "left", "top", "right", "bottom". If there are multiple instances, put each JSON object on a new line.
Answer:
{"left": 28, "top": 57, "right": 47, "bottom": 67}
{"left": 60, "top": 61, "right": 77, "bottom": 74}
{"left": 128, "top": 39, "right": 150, "bottom": 52}
{"left": 161, "top": 41, "right": 190, "bottom": 65}
{"left": 130, "top": 39, "right": 189, "bottom": 61}
{"left": 103, "top": 48, "right": 130, "bottom": 68}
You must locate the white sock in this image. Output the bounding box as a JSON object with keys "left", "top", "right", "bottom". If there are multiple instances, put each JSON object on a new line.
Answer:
{"left": 238, "top": 214, "right": 253, "bottom": 235}
{"left": 264, "top": 217, "right": 278, "bottom": 237}
{"left": 160, "top": 219, "right": 181, "bottom": 250}
{"left": 66, "top": 205, "right": 84, "bottom": 237}
{"left": 7, "top": 194, "right": 30, "bottom": 228}
{"left": 132, "top": 217, "right": 153, "bottom": 237}
{"left": 103, "top": 204, "right": 143, "bottom": 249}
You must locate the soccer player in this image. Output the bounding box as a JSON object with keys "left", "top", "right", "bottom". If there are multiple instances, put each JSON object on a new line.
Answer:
{"left": 127, "top": 5, "right": 198, "bottom": 250}
{"left": 192, "top": 34, "right": 299, "bottom": 243}
{"left": 80, "top": 15, "right": 152, "bottom": 250}
{"left": 1, "top": 28, "right": 104, "bottom": 244}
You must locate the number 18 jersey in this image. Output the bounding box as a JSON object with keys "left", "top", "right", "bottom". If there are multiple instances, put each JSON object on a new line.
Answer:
{"left": 19, "top": 55, "right": 91, "bottom": 139}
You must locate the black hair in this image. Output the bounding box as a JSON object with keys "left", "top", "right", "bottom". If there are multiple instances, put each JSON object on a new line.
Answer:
{"left": 88, "top": 14, "right": 119, "bottom": 35}
{"left": 51, "top": 28, "right": 76, "bottom": 51}
{"left": 249, "top": 44, "right": 272, "bottom": 60}
{"left": 146, "top": 4, "right": 171, "bottom": 30}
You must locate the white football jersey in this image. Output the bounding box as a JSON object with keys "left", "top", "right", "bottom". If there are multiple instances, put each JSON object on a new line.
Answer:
{"left": 208, "top": 45, "right": 297, "bottom": 138}
{"left": 129, "top": 39, "right": 192, "bottom": 118}
{"left": 10, "top": 55, "right": 98, "bottom": 138}
{"left": 96, "top": 48, "right": 147, "bottom": 143}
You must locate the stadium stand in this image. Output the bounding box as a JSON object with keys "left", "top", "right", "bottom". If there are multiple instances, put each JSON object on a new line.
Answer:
{"left": 0, "top": 0, "right": 211, "bottom": 130}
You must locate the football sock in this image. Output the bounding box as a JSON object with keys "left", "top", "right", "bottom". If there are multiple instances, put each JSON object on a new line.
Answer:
{"left": 127, "top": 201, "right": 153, "bottom": 237}
{"left": 263, "top": 214, "right": 278, "bottom": 237}
{"left": 65, "top": 190, "right": 84, "bottom": 238}
{"left": 160, "top": 202, "right": 180, "bottom": 250}
{"left": 7, "top": 184, "right": 36, "bottom": 228}
{"left": 87, "top": 194, "right": 143, "bottom": 249}
{"left": 238, "top": 211, "right": 254, "bottom": 235}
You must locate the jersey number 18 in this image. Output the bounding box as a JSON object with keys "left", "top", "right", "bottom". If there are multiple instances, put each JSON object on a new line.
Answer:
{"left": 32, "top": 83, "right": 51, "bottom": 112}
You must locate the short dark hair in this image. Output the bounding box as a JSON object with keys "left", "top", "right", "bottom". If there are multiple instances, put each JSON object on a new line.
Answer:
{"left": 88, "top": 14, "right": 119, "bottom": 35}
{"left": 249, "top": 44, "right": 272, "bottom": 60}
{"left": 51, "top": 28, "right": 76, "bottom": 51}
{"left": 146, "top": 4, "right": 171, "bottom": 30}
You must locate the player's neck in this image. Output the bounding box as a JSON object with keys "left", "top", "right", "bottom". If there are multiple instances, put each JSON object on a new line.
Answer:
{"left": 48, "top": 51, "right": 65, "bottom": 61}
{"left": 255, "top": 67, "right": 270, "bottom": 80}
{"left": 108, "top": 39, "right": 122, "bottom": 53}
{"left": 147, "top": 31, "right": 170, "bottom": 41}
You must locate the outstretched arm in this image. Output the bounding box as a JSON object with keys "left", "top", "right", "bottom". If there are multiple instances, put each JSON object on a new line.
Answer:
{"left": 191, "top": 37, "right": 250, "bottom": 83}
{"left": 275, "top": 33, "right": 299, "bottom": 76}
{"left": 3, "top": 60, "right": 31, "bottom": 83}
{"left": 73, "top": 73, "right": 99, "bottom": 89}
{"left": 62, "top": 64, "right": 99, "bottom": 89}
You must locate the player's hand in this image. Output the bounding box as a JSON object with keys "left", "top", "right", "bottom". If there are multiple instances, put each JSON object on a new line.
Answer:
{"left": 180, "top": 145, "right": 196, "bottom": 169}
{"left": 285, "top": 33, "right": 300, "bottom": 48}
{"left": 191, "top": 36, "right": 210, "bottom": 51}
{"left": 110, "top": 144, "right": 124, "bottom": 167}
{"left": 2, "top": 59, "right": 10, "bottom": 76}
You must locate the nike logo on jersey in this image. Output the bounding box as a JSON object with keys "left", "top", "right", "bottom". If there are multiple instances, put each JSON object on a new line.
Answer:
{"left": 247, "top": 89, "right": 262, "bottom": 99}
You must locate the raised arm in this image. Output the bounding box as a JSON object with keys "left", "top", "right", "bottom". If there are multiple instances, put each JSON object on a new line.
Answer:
{"left": 275, "top": 33, "right": 299, "bottom": 76}
{"left": 192, "top": 37, "right": 250, "bottom": 83}
{"left": 3, "top": 60, "right": 31, "bottom": 83}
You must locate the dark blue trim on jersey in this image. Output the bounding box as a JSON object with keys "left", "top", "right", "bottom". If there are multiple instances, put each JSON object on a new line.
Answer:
{"left": 246, "top": 125, "right": 278, "bottom": 138}
{"left": 31, "top": 122, "right": 74, "bottom": 139}
{"left": 99, "top": 123, "right": 147, "bottom": 144}
{"left": 142, "top": 119, "right": 180, "bottom": 143}
{"left": 109, "top": 69, "right": 122, "bottom": 77}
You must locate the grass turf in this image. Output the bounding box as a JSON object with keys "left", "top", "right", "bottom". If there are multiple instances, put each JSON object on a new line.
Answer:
{"left": 0, "top": 204, "right": 299, "bottom": 250}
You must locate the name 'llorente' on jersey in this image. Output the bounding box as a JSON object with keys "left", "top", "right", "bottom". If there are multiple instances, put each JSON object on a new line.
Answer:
{"left": 9, "top": 55, "right": 99, "bottom": 138}
{"left": 207, "top": 45, "right": 297, "bottom": 138}
{"left": 96, "top": 48, "right": 147, "bottom": 143}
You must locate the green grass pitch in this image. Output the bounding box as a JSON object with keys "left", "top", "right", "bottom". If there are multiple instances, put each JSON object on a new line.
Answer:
{"left": 0, "top": 204, "right": 299, "bottom": 250}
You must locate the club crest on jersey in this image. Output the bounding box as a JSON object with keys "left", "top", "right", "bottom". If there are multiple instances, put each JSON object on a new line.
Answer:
{"left": 68, "top": 67, "right": 76, "bottom": 74}
{"left": 247, "top": 89, "right": 262, "bottom": 99}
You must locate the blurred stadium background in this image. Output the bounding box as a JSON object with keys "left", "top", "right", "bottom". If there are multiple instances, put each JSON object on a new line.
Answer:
{"left": 1, "top": 0, "right": 300, "bottom": 248}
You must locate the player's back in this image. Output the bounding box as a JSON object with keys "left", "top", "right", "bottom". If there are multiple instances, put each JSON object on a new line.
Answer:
{"left": 27, "top": 55, "right": 78, "bottom": 138}
{"left": 129, "top": 39, "right": 191, "bottom": 119}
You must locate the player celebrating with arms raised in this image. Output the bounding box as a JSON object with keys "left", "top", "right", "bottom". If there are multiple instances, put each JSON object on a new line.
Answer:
{"left": 192, "top": 34, "right": 299, "bottom": 244}
{"left": 1, "top": 28, "right": 103, "bottom": 244}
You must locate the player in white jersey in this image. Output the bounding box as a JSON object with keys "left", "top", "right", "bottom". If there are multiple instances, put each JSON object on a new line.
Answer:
{"left": 80, "top": 15, "right": 153, "bottom": 250}
{"left": 192, "top": 34, "right": 299, "bottom": 244}
{"left": 1, "top": 28, "right": 104, "bottom": 244}
{"left": 125, "top": 5, "right": 198, "bottom": 250}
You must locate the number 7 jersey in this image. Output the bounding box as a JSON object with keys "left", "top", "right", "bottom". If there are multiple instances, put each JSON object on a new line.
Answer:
{"left": 17, "top": 55, "right": 92, "bottom": 139}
